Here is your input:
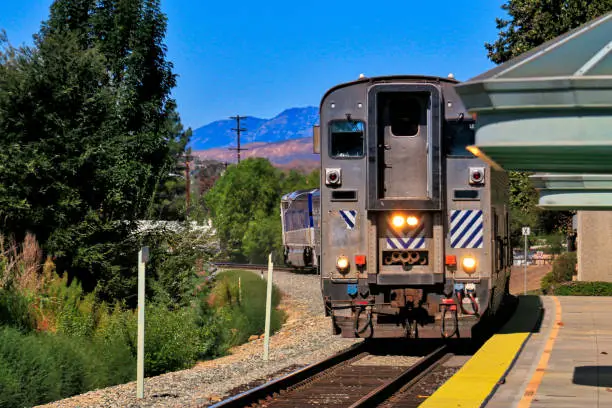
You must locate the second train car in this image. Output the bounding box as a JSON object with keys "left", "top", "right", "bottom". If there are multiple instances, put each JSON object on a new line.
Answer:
{"left": 280, "top": 188, "right": 321, "bottom": 270}
{"left": 313, "top": 74, "right": 511, "bottom": 339}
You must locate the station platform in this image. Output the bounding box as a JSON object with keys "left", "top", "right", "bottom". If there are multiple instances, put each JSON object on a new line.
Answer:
{"left": 421, "top": 295, "right": 612, "bottom": 408}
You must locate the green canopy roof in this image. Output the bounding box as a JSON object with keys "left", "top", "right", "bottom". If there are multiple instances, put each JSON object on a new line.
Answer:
{"left": 531, "top": 174, "right": 612, "bottom": 210}
{"left": 455, "top": 12, "right": 612, "bottom": 173}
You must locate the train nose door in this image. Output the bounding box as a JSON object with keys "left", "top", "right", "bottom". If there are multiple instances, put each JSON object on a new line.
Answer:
{"left": 378, "top": 93, "right": 430, "bottom": 200}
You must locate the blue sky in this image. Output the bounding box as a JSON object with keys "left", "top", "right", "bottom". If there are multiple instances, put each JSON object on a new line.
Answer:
{"left": 1, "top": 1, "right": 507, "bottom": 130}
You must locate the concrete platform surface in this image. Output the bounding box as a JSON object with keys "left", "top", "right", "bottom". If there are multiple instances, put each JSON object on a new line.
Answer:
{"left": 487, "top": 296, "right": 612, "bottom": 408}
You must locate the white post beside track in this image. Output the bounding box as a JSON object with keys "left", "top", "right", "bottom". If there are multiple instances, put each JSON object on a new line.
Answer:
{"left": 263, "top": 253, "right": 273, "bottom": 361}
{"left": 137, "top": 246, "right": 149, "bottom": 399}
{"left": 522, "top": 227, "right": 530, "bottom": 296}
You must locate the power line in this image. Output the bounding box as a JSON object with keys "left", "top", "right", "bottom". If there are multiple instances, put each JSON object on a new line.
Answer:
{"left": 229, "top": 115, "right": 249, "bottom": 163}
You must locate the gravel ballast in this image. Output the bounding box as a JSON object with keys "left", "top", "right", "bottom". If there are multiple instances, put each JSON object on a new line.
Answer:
{"left": 37, "top": 270, "right": 361, "bottom": 408}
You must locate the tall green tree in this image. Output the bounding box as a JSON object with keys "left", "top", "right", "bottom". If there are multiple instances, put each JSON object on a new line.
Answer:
{"left": 485, "top": 0, "right": 612, "bottom": 243}
{"left": 485, "top": 0, "right": 612, "bottom": 64}
{"left": 0, "top": 0, "right": 190, "bottom": 300}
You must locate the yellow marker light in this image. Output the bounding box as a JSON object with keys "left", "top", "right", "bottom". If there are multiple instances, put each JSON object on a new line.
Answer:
{"left": 336, "top": 256, "right": 350, "bottom": 272}
{"left": 462, "top": 257, "right": 477, "bottom": 273}
{"left": 406, "top": 216, "right": 419, "bottom": 227}
{"left": 391, "top": 215, "right": 405, "bottom": 228}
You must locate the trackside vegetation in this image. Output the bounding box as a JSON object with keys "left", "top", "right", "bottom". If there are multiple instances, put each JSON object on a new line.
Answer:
{"left": 1, "top": 0, "right": 611, "bottom": 407}
{"left": 0, "top": 236, "right": 285, "bottom": 407}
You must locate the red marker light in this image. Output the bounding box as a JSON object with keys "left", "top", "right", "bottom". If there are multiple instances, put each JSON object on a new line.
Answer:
{"left": 355, "top": 255, "right": 366, "bottom": 266}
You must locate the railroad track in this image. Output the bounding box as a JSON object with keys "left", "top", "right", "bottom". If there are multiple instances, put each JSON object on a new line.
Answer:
{"left": 210, "top": 340, "right": 467, "bottom": 408}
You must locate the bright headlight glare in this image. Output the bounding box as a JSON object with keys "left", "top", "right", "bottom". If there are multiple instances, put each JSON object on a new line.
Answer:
{"left": 406, "top": 216, "right": 419, "bottom": 227}
{"left": 336, "top": 256, "right": 349, "bottom": 270}
{"left": 462, "top": 257, "right": 477, "bottom": 272}
{"left": 391, "top": 215, "right": 405, "bottom": 228}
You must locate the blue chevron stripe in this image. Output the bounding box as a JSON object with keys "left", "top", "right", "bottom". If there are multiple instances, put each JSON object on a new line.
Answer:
{"left": 339, "top": 210, "right": 356, "bottom": 229}
{"left": 450, "top": 210, "right": 484, "bottom": 249}
{"left": 385, "top": 224, "right": 426, "bottom": 249}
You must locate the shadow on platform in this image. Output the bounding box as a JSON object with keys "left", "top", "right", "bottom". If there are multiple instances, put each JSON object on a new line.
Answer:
{"left": 497, "top": 295, "right": 544, "bottom": 335}
{"left": 573, "top": 366, "right": 612, "bottom": 387}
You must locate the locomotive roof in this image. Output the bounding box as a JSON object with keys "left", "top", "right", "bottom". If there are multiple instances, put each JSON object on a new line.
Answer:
{"left": 320, "top": 75, "right": 460, "bottom": 105}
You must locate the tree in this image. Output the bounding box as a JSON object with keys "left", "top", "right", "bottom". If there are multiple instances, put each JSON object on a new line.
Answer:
{"left": 242, "top": 210, "right": 283, "bottom": 264}
{"left": 205, "top": 158, "right": 283, "bottom": 261}
{"left": 486, "top": 1, "right": 612, "bottom": 64}
{"left": 0, "top": 0, "right": 190, "bottom": 301}
{"left": 485, "top": 1, "right": 612, "bottom": 243}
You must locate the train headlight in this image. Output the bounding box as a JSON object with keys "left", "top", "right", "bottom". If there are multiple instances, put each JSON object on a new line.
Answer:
{"left": 406, "top": 216, "right": 419, "bottom": 227}
{"left": 336, "top": 256, "right": 350, "bottom": 272}
{"left": 461, "top": 257, "right": 477, "bottom": 273}
{"left": 391, "top": 215, "right": 405, "bottom": 228}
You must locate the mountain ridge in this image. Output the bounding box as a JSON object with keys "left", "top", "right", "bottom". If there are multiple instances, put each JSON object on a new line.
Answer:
{"left": 189, "top": 106, "right": 319, "bottom": 151}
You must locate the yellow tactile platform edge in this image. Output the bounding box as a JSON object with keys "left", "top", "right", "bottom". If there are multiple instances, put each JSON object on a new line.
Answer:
{"left": 419, "top": 332, "right": 529, "bottom": 408}
{"left": 420, "top": 296, "right": 548, "bottom": 408}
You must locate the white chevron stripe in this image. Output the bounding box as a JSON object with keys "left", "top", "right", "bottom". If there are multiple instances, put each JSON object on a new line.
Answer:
{"left": 466, "top": 229, "right": 484, "bottom": 248}
{"left": 456, "top": 213, "right": 482, "bottom": 248}
{"left": 450, "top": 211, "right": 480, "bottom": 244}
{"left": 450, "top": 210, "right": 484, "bottom": 249}
{"left": 345, "top": 211, "right": 356, "bottom": 225}
{"left": 385, "top": 228, "right": 427, "bottom": 249}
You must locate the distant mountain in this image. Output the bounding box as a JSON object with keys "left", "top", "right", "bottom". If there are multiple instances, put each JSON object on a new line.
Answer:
{"left": 189, "top": 106, "right": 319, "bottom": 151}
{"left": 191, "top": 137, "right": 319, "bottom": 172}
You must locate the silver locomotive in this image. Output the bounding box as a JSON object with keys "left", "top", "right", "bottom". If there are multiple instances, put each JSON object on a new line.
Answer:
{"left": 313, "top": 75, "right": 511, "bottom": 339}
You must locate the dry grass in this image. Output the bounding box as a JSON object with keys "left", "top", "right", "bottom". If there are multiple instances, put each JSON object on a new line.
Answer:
{"left": 0, "top": 233, "right": 44, "bottom": 290}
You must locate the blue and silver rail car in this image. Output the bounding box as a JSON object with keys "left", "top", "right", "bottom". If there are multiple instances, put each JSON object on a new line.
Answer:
{"left": 280, "top": 189, "right": 321, "bottom": 270}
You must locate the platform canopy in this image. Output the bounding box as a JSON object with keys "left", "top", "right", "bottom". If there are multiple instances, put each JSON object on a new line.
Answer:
{"left": 455, "top": 12, "right": 612, "bottom": 173}
{"left": 531, "top": 174, "right": 612, "bottom": 210}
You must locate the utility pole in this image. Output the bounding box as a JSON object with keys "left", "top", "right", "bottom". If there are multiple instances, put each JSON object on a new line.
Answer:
{"left": 184, "top": 153, "right": 192, "bottom": 216}
{"left": 229, "top": 115, "right": 248, "bottom": 163}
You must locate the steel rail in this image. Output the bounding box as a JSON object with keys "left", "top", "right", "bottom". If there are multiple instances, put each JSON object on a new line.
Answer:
{"left": 348, "top": 345, "right": 451, "bottom": 408}
{"left": 209, "top": 341, "right": 366, "bottom": 408}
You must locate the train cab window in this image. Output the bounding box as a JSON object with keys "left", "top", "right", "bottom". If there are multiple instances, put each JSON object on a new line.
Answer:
{"left": 446, "top": 120, "right": 476, "bottom": 157}
{"left": 330, "top": 120, "right": 365, "bottom": 158}
{"left": 389, "top": 98, "right": 421, "bottom": 136}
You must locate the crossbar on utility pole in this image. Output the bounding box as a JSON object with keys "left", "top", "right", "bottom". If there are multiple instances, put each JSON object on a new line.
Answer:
{"left": 229, "top": 115, "right": 249, "bottom": 163}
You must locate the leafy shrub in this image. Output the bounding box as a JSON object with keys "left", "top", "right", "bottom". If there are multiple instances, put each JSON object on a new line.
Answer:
{"left": 551, "top": 252, "right": 576, "bottom": 282}
{"left": 209, "top": 270, "right": 285, "bottom": 351}
{"left": 549, "top": 282, "right": 612, "bottom": 296}
{"left": 141, "top": 303, "right": 209, "bottom": 376}
{"left": 541, "top": 251, "right": 577, "bottom": 293}
{"left": 143, "top": 224, "right": 217, "bottom": 308}
{"left": 0, "top": 326, "right": 134, "bottom": 408}
{"left": 0, "top": 289, "right": 36, "bottom": 332}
